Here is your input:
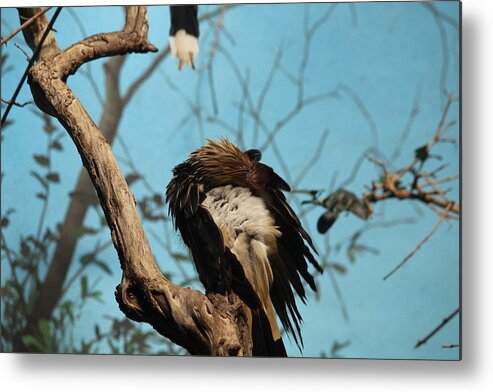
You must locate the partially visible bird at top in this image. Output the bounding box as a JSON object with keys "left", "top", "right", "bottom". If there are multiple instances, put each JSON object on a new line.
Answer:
{"left": 169, "top": 5, "right": 199, "bottom": 70}
{"left": 166, "top": 138, "right": 323, "bottom": 356}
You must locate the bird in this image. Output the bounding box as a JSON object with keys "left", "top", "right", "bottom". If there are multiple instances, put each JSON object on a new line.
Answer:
{"left": 166, "top": 138, "right": 322, "bottom": 356}
{"left": 169, "top": 5, "right": 199, "bottom": 70}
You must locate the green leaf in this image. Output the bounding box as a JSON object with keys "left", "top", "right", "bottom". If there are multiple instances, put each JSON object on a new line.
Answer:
{"left": 33, "top": 154, "right": 49, "bottom": 167}
{"left": 40, "top": 114, "right": 56, "bottom": 135}
{"left": 27, "top": 236, "right": 47, "bottom": 256}
{"left": 22, "top": 335, "right": 45, "bottom": 352}
{"left": 171, "top": 252, "right": 190, "bottom": 262}
{"left": 51, "top": 140, "right": 63, "bottom": 151}
{"left": 69, "top": 191, "right": 99, "bottom": 206}
{"left": 328, "top": 262, "right": 347, "bottom": 275}
{"left": 89, "top": 290, "right": 103, "bottom": 303}
{"left": 124, "top": 340, "right": 134, "bottom": 354}
{"left": 80, "top": 340, "right": 91, "bottom": 354}
{"left": 20, "top": 239, "right": 30, "bottom": 258}
{"left": 36, "top": 192, "right": 47, "bottom": 200}
{"left": 43, "top": 228, "right": 58, "bottom": 242}
{"left": 80, "top": 252, "right": 96, "bottom": 265}
{"left": 81, "top": 276, "right": 89, "bottom": 298}
{"left": 93, "top": 259, "right": 112, "bottom": 275}
{"left": 153, "top": 194, "right": 164, "bottom": 207}
{"left": 38, "top": 319, "right": 52, "bottom": 347}
{"left": 414, "top": 145, "right": 429, "bottom": 162}
{"left": 80, "top": 253, "right": 112, "bottom": 275}
{"left": 46, "top": 172, "right": 60, "bottom": 183}
{"left": 352, "top": 243, "right": 380, "bottom": 255}
{"left": 95, "top": 325, "right": 101, "bottom": 340}
{"left": 125, "top": 173, "right": 142, "bottom": 187}
{"left": 107, "top": 338, "right": 119, "bottom": 354}
{"left": 59, "top": 300, "right": 75, "bottom": 324}
{"left": 75, "top": 226, "right": 99, "bottom": 237}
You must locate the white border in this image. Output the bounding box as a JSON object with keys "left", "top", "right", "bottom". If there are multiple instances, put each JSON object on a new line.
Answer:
{"left": 2, "top": 0, "right": 493, "bottom": 390}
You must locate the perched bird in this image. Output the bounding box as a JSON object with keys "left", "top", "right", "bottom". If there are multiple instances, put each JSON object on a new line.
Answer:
{"left": 166, "top": 138, "right": 322, "bottom": 356}
{"left": 169, "top": 5, "right": 199, "bottom": 70}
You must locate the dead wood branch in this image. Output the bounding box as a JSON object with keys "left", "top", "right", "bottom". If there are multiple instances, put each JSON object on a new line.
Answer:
{"left": 18, "top": 6, "right": 251, "bottom": 356}
{"left": 363, "top": 95, "right": 459, "bottom": 218}
{"left": 16, "top": 6, "right": 233, "bottom": 352}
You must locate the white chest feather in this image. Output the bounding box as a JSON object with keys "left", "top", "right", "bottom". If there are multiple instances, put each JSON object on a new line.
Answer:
{"left": 202, "top": 185, "right": 281, "bottom": 301}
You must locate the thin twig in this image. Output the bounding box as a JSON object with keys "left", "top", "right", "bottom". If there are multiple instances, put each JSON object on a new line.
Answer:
{"left": 321, "top": 234, "right": 349, "bottom": 321}
{"left": 1, "top": 7, "right": 63, "bottom": 128}
{"left": 390, "top": 88, "right": 421, "bottom": 162}
{"left": 337, "top": 147, "right": 376, "bottom": 190}
{"left": 1, "top": 7, "right": 51, "bottom": 46}
{"left": 0, "top": 97, "right": 32, "bottom": 107}
{"left": 442, "top": 343, "right": 460, "bottom": 349}
{"left": 327, "top": 266, "right": 349, "bottom": 322}
{"left": 13, "top": 42, "right": 32, "bottom": 61}
{"left": 415, "top": 308, "right": 459, "bottom": 349}
{"left": 293, "top": 129, "right": 330, "bottom": 189}
{"left": 383, "top": 203, "right": 452, "bottom": 280}
{"left": 337, "top": 83, "right": 379, "bottom": 150}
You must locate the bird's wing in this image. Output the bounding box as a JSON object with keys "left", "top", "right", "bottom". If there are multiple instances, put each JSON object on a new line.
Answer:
{"left": 166, "top": 168, "right": 261, "bottom": 309}
{"left": 252, "top": 162, "right": 322, "bottom": 348}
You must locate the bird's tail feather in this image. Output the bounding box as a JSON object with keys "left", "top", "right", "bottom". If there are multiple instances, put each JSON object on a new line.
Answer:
{"left": 251, "top": 308, "right": 287, "bottom": 357}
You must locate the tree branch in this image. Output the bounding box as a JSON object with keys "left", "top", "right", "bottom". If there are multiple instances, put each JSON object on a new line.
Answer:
{"left": 16, "top": 5, "right": 233, "bottom": 352}
{"left": 1, "top": 7, "right": 52, "bottom": 46}
{"left": 19, "top": 5, "right": 252, "bottom": 356}
{"left": 415, "top": 308, "right": 459, "bottom": 349}
{"left": 1, "top": 8, "right": 62, "bottom": 127}
{"left": 382, "top": 203, "right": 451, "bottom": 280}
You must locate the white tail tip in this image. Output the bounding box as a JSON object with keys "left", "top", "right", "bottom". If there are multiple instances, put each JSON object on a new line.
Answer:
{"left": 169, "top": 29, "right": 199, "bottom": 71}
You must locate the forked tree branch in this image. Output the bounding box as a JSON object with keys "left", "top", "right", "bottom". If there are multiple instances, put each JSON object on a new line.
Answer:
{"left": 19, "top": 6, "right": 251, "bottom": 356}
{"left": 15, "top": 5, "right": 234, "bottom": 353}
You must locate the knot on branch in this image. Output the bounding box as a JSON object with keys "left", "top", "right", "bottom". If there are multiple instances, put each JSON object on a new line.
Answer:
{"left": 115, "top": 279, "right": 146, "bottom": 322}
{"left": 27, "top": 64, "right": 58, "bottom": 116}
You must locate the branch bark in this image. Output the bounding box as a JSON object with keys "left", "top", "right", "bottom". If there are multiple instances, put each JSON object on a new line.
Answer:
{"left": 24, "top": 56, "right": 127, "bottom": 340}
{"left": 15, "top": 5, "right": 235, "bottom": 353}
{"left": 16, "top": 6, "right": 251, "bottom": 356}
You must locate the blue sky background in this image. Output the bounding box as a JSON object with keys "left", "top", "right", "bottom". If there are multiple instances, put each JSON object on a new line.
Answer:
{"left": 1, "top": 1, "right": 460, "bottom": 359}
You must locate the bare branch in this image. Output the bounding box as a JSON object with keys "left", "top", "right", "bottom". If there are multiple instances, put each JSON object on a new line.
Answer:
{"left": 1, "top": 7, "right": 62, "bottom": 128}
{"left": 415, "top": 308, "right": 459, "bottom": 349}
{"left": 382, "top": 203, "right": 451, "bottom": 280}
{"left": 293, "top": 129, "right": 330, "bottom": 189}
{"left": 26, "top": 7, "right": 235, "bottom": 343}
{"left": 19, "top": 5, "right": 253, "bottom": 356}
{"left": 390, "top": 88, "right": 421, "bottom": 162}
{"left": 0, "top": 97, "right": 32, "bottom": 107}
{"left": 1, "top": 7, "right": 52, "bottom": 46}
{"left": 362, "top": 96, "right": 459, "bottom": 219}
{"left": 442, "top": 344, "right": 460, "bottom": 349}
{"left": 337, "top": 83, "right": 379, "bottom": 150}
